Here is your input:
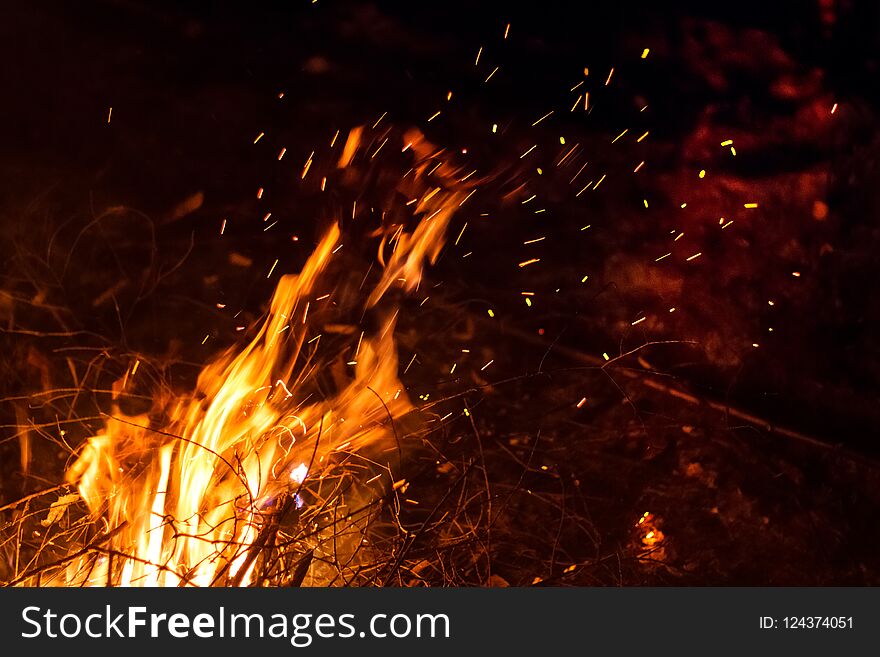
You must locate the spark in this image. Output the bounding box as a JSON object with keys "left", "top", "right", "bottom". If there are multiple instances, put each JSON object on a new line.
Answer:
{"left": 637, "top": 131, "right": 649, "bottom": 142}
{"left": 612, "top": 129, "right": 628, "bottom": 143}
{"left": 107, "top": 107, "right": 112, "bottom": 123}
{"left": 605, "top": 68, "right": 614, "bottom": 85}
{"left": 520, "top": 144, "right": 537, "bottom": 158}
{"left": 569, "top": 160, "right": 589, "bottom": 184}
{"left": 484, "top": 67, "right": 499, "bottom": 82}
{"left": 686, "top": 252, "right": 702, "bottom": 261}
{"left": 576, "top": 397, "right": 588, "bottom": 409}
{"left": 267, "top": 259, "right": 279, "bottom": 278}
{"left": 475, "top": 46, "right": 483, "bottom": 66}
{"left": 504, "top": 23, "right": 510, "bottom": 39}
{"left": 459, "top": 189, "right": 477, "bottom": 206}
{"left": 220, "top": 219, "right": 227, "bottom": 235}
{"left": 278, "top": 147, "right": 287, "bottom": 160}
{"left": 641, "top": 48, "right": 650, "bottom": 59}
{"left": 302, "top": 152, "right": 314, "bottom": 178}
{"left": 518, "top": 258, "right": 540, "bottom": 268}
{"left": 371, "top": 111, "right": 387, "bottom": 129}
{"left": 744, "top": 202, "right": 759, "bottom": 209}
{"left": 354, "top": 330, "right": 364, "bottom": 358}
{"left": 253, "top": 132, "right": 265, "bottom": 144}
{"left": 532, "top": 111, "right": 554, "bottom": 127}
{"left": 557, "top": 144, "right": 578, "bottom": 166}
{"left": 480, "top": 360, "right": 494, "bottom": 371}
{"left": 371, "top": 138, "right": 389, "bottom": 159}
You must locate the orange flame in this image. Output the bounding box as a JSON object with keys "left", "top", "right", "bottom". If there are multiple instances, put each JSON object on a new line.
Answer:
{"left": 54, "top": 128, "right": 466, "bottom": 586}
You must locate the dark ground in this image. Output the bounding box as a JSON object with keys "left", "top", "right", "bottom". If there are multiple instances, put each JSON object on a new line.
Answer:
{"left": 1, "top": 1, "right": 879, "bottom": 585}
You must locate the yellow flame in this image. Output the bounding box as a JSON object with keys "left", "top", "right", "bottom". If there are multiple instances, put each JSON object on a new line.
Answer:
{"left": 54, "top": 128, "right": 466, "bottom": 587}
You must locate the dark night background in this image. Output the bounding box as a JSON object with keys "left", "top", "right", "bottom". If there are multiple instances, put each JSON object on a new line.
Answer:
{"left": 1, "top": 1, "right": 879, "bottom": 585}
